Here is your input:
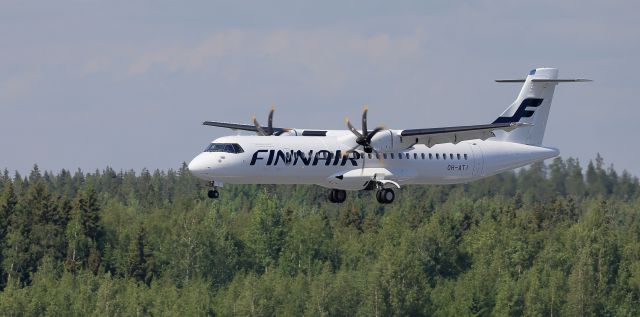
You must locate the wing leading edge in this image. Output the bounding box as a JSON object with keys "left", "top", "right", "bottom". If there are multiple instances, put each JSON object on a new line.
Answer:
{"left": 400, "top": 122, "right": 530, "bottom": 147}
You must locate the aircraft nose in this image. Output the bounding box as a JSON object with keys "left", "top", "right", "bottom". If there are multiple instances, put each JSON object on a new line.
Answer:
{"left": 188, "top": 154, "right": 210, "bottom": 179}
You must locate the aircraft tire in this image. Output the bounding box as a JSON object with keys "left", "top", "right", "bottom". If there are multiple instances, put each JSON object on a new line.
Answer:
{"left": 208, "top": 189, "right": 219, "bottom": 199}
{"left": 383, "top": 188, "right": 395, "bottom": 203}
{"left": 376, "top": 190, "right": 385, "bottom": 203}
{"left": 376, "top": 188, "right": 395, "bottom": 204}
{"left": 329, "top": 189, "right": 346, "bottom": 203}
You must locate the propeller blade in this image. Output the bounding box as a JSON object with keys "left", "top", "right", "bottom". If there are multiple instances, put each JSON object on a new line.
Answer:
{"left": 342, "top": 144, "right": 361, "bottom": 157}
{"left": 268, "top": 105, "right": 275, "bottom": 133}
{"left": 345, "top": 117, "right": 364, "bottom": 139}
{"left": 253, "top": 116, "right": 267, "bottom": 136}
{"left": 362, "top": 106, "right": 369, "bottom": 136}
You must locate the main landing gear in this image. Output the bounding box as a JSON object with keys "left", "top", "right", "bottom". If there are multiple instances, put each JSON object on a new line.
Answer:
{"left": 376, "top": 188, "right": 395, "bottom": 204}
{"left": 207, "top": 181, "right": 219, "bottom": 199}
{"left": 327, "top": 188, "right": 395, "bottom": 204}
{"left": 208, "top": 189, "right": 219, "bottom": 199}
{"left": 328, "top": 189, "right": 347, "bottom": 203}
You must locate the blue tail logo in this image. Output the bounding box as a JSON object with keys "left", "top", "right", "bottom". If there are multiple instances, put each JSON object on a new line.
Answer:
{"left": 493, "top": 98, "right": 543, "bottom": 124}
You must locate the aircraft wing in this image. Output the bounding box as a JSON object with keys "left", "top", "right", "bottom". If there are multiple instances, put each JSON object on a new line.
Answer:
{"left": 202, "top": 121, "right": 289, "bottom": 135}
{"left": 400, "top": 122, "right": 530, "bottom": 147}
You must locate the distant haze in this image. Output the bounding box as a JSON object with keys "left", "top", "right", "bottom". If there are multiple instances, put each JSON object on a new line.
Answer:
{"left": 1, "top": 1, "right": 638, "bottom": 175}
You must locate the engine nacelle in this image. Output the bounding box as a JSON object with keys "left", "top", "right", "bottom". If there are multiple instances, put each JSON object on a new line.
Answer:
{"left": 278, "top": 129, "right": 299, "bottom": 136}
{"left": 370, "top": 130, "right": 406, "bottom": 152}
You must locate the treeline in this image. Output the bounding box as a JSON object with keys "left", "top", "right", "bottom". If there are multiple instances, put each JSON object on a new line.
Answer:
{"left": 0, "top": 155, "right": 639, "bottom": 316}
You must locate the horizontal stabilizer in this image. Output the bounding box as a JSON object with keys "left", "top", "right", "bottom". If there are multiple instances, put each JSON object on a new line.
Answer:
{"left": 495, "top": 79, "right": 592, "bottom": 83}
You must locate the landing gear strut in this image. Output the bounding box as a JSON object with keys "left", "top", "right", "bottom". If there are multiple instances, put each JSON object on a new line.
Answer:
{"left": 376, "top": 188, "right": 395, "bottom": 204}
{"left": 328, "top": 189, "right": 347, "bottom": 203}
{"left": 207, "top": 181, "right": 219, "bottom": 199}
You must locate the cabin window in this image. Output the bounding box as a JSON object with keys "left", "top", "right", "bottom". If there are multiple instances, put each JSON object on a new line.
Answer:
{"left": 398, "top": 153, "right": 403, "bottom": 159}
{"left": 457, "top": 153, "right": 461, "bottom": 160}
{"left": 442, "top": 153, "right": 446, "bottom": 160}
{"left": 464, "top": 154, "right": 468, "bottom": 160}
{"left": 368, "top": 153, "right": 372, "bottom": 159}
{"left": 383, "top": 153, "right": 387, "bottom": 159}
{"left": 414, "top": 153, "right": 418, "bottom": 159}
{"left": 450, "top": 153, "right": 454, "bottom": 160}
{"left": 429, "top": 153, "right": 433, "bottom": 160}
{"left": 390, "top": 153, "right": 395, "bottom": 159}
{"left": 421, "top": 153, "right": 425, "bottom": 159}
{"left": 436, "top": 153, "right": 439, "bottom": 159}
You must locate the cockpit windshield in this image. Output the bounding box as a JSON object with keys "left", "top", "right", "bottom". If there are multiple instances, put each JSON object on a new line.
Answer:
{"left": 204, "top": 143, "right": 244, "bottom": 154}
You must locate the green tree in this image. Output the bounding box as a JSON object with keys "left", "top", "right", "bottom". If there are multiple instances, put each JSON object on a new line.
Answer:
{"left": 127, "top": 224, "right": 154, "bottom": 285}
{"left": 548, "top": 157, "right": 567, "bottom": 196}
{"left": 2, "top": 202, "right": 33, "bottom": 284}
{"left": 28, "top": 178, "right": 69, "bottom": 265}
{"left": 65, "top": 185, "right": 103, "bottom": 274}
{"left": 246, "top": 191, "right": 285, "bottom": 272}
{"left": 0, "top": 181, "right": 18, "bottom": 288}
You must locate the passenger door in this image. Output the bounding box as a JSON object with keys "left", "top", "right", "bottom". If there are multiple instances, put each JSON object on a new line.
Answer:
{"left": 469, "top": 142, "right": 484, "bottom": 177}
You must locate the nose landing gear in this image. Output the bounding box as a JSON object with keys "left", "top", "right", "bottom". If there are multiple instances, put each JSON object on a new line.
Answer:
{"left": 376, "top": 188, "right": 395, "bottom": 204}
{"left": 207, "top": 181, "right": 220, "bottom": 199}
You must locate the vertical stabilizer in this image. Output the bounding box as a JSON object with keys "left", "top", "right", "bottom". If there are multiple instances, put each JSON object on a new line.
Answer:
{"left": 493, "top": 68, "right": 559, "bottom": 146}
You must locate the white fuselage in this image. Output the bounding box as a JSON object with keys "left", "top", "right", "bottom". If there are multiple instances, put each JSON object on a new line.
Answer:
{"left": 188, "top": 132, "right": 559, "bottom": 190}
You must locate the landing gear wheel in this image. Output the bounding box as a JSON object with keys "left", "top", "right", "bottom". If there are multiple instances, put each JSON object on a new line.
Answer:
{"left": 328, "top": 189, "right": 347, "bottom": 203}
{"left": 208, "top": 189, "right": 219, "bottom": 199}
{"left": 383, "top": 188, "right": 395, "bottom": 203}
{"left": 376, "top": 188, "right": 395, "bottom": 204}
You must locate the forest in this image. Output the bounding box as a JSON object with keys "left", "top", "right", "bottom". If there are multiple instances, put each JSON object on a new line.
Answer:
{"left": 1, "top": 154, "right": 639, "bottom": 316}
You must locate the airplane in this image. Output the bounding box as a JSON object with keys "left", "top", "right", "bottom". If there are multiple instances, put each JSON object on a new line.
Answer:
{"left": 188, "top": 68, "right": 590, "bottom": 203}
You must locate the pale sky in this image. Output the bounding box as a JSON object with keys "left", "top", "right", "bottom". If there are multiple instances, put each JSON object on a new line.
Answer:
{"left": 1, "top": 1, "right": 639, "bottom": 175}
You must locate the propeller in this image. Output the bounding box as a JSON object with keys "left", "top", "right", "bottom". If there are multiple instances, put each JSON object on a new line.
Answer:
{"left": 341, "top": 106, "right": 386, "bottom": 172}
{"left": 253, "top": 106, "right": 290, "bottom": 136}
{"left": 344, "top": 106, "right": 385, "bottom": 154}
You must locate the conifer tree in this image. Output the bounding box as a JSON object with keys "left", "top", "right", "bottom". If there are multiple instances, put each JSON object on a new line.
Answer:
{"left": 65, "top": 185, "right": 103, "bottom": 273}
{"left": 2, "top": 193, "right": 32, "bottom": 284}
{"left": 247, "top": 191, "right": 284, "bottom": 272}
{"left": 127, "top": 224, "right": 154, "bottom": 285}
{"left": 27, "top": 177, "right": 67, "bottom": 263}
{"left": 0, "top": 181, "right": 18, "bottom": 287}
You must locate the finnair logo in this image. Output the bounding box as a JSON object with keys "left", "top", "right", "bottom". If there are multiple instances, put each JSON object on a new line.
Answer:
{"left": 250, "top": 150, "right": 360, "bottom": 166}
{"left": 493, "top": 98, "right": 543, "bottom": 124}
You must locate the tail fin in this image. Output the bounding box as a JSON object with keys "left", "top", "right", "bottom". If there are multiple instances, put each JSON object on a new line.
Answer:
{"left": 492, "top": 68, "right": 591, "bottom": 145}
{"left": 492, "top": 68, "right": 560, "bottom": 146}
